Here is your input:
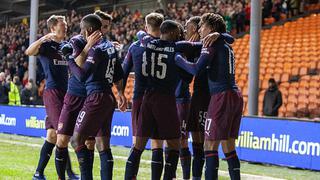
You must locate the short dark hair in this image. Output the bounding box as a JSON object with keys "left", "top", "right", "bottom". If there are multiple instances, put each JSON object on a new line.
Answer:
{"left": 145, "top": 12, "right": 164, "bottom": 31}
{"left": 160, "top": 20, "right": 179, "bottom": 35}
{"left": 201, "top": 13, "right": 226, "bottom": 33}
{"left": 188, "top": 16, "right": 201, "bottom": 29}
{"left": 47, "top": 15, "right": 65, "bottom": 30}
{"left": 269, "top": 78, "right": 276, "bottom": 84}
{"left": 81, "top": 14, "right": 102, "bottom": 32}
{"left": 94, "top": 10, "right": 113, "bottom": 21}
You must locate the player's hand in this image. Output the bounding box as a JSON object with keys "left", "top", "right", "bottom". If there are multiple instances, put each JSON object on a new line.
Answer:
{"left": 40, "top": 33, "right": 57, "bottom": 43}
{"left": 112, "top": 41, "right": 121, "bottom": 50}
{"left": 117, "top": 94, "right": 127, "bottom": 112}
{"left": 203, "top": 32, "right": 220, "bottom": 48}
{"left": 188, "top": 33, "right": 200, "bottom": 42}
{"left": 61, "top": 43, "right": 73, "bottom": 58}
{"left": 86, "top": 31, "right": 102, "bottom": 48}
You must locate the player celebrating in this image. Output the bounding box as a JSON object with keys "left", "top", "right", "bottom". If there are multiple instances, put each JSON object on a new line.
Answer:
{"left": 172, "top": 24, "right": 194, "bottom": 180}
{"left": 25, "top": 15, "right": 78, "bottom": 180}
{"left": 55, "top": 11, "right": 117, "bottom": 180}
{"left": 89, "top": 10, "right": 126, "bottom": 180}
{"left": 62, "top": 14, "right": 126, "bottom": 180}
{"left": 55, "top": 32, "right": 101, "bottom": 180}
{"left": 175, "top": 13, "right": 243, "bottom": 180}
{"left": 123, "top": 12, "right": 165, "bottom": 180}
{"left": 184, "top": 16, "right": 209, "bottom": 180}
{"left": 124, "top": 20, "right": 182, "bottom": 180}
{"left": 124, "top": 20, "right": 215, "bottom": 180}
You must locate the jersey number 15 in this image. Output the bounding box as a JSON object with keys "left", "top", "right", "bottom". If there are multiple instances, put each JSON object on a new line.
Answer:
{"left": 142, "top": 52, "right": 167, "bottom": 79}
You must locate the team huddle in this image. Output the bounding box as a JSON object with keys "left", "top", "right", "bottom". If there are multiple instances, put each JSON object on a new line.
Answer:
{"left": 26, "top": 9, "right": 243, "bottom": 180}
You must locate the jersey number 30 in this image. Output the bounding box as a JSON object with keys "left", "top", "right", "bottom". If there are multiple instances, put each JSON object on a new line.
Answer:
{"left": 142, "top": 52, "right": 167, "bottom": 79}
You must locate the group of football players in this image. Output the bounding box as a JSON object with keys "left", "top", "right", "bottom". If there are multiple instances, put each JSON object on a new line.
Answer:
{"left": 26, "top": 9, "right": 243, "bottom": 180}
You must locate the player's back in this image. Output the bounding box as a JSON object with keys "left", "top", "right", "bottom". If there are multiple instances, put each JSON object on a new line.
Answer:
{"left": 129, "top": 41, "right": 148, "bottom": 98}
{"left": 85, "top": 40, "right": 117, "bottom": 95}
{"left": 145, "top": 39, "right": 178, "bottom": 95}
{"left": 207, "top": 38, "right": 237, "bottom": 94}
{"left": 38, "top": 40, "right": 68, "bottom": 90}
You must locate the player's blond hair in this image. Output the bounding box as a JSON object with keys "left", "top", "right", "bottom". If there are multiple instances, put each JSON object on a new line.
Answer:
{"left": 47, "top": 15, "right": 66, "bottom": 30}
{"left": 145, "top": 12, "right": 164, "bottom": 31}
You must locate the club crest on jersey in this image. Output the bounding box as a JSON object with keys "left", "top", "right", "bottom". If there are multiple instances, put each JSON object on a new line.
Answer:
{"left": 107, "top": 47, "right": 115, "bottom": 55}
{"left": 86, "top": 56, "right": 95, "bottom": 64}
{"left": 58, "top": 123, "right": 63, "bottom": 131}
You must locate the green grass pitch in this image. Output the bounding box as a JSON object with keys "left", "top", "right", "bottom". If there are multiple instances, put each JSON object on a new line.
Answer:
{"left": 0, "top": 133, "right": 319, "bottom": 180}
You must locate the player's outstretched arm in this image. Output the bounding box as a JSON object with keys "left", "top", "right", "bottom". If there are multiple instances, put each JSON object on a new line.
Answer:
{"left": 25, "top": 33, "right": 56, "bottom": 56}
{"left": 175, "top": 33, "right": 219, "bottom": 54}
{"left": 175, "top": 47, "right": 214, "bottom": 75}
{"left": 122, "top": 45, "right": 134, "bottom": 91}
{"left": 62, "top": 43, "right": 99, "bottom": 82}
{"left": 75, "top": 31, "right": 102, "bottom": 68}
{"left": 114, "top": 79, "right": 127, "bottom": 112}
{"left": 114, "top": 57, "right": 127, "bottom": 112}
{"left": 175, "top": 41, "right": 203, "bottom": 54}
{"left": 136, "top": 30, "right": 154, "bottom": 47}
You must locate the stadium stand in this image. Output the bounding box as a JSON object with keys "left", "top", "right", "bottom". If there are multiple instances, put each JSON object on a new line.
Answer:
{"left": 233, "top": 13, "right": 320, "bottom": 119}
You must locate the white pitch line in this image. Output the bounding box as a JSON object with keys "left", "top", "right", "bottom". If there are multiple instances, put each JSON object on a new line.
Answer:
{"left": 0, "top": 139, "right": 285, "bottom": 180}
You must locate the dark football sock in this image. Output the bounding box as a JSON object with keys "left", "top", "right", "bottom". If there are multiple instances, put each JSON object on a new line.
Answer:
{"left": 192, "top": 142, "right": 205, "bottom": 179}
{"left": 151, "top": 148, "right": 163, "bottom": 180}
{"left": 163, "top": 149, "right": 179, "bottom": 180}
{"left": 125, "top": 147, "right": 142, "bottom": 180}
{"left": 205, "top": 150, "right": 219, "bottom": 180}
{"left": 55, "top": 146, "right": 68, "bottom": 180}
{"left": 99, "top": 149, "right": 114, "bottom": 180}
{"left": 180, "top": 147, "right": 191, "bottom": 179}
{"left": 35, "top": 140, "right": 55, "bottom": 175}
{"left": 224, "top": 151, "right": 240, "bottom": 180}
{"left": 88, "top": 149, "right": 95, "bottom": 175}
{"left": 75, "top": 146, "right": 92, "bottom": 180}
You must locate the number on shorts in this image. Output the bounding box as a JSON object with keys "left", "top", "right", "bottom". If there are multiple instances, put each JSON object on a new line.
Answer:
{"left": 205, "top": 118, "right": 212, "bottom": 132}
{"left": 199, "top": 111, "right": 207, "bottom": 127}
{"left": 182, "top": 119, "right": 187, "bottom": 131}
{"left": 78, "top": 111, "right": 86, "bottom": 123}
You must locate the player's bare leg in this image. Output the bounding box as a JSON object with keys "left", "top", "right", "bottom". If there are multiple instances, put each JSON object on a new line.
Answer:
{"left": 191, "top": 131, "right": 205, "bottom": 180}
{"left": 132, "top": 136, "right": 136, "bottom": 146}
{"left": 151, "top": 139, "right": 164, "bottom": 180}
{"left": 204, "top": 140, "right": 220, "bottom": 180}
{"left": 56, "top": 134, "right": 70, "bottom": 148}
{"left": 164, "top": 139, "right": 180, "bottom": 180}
{"left": 221, "top": 139, "right": 240, "bottom": 180}
{"left": 125, "top": 137, "right": 148, "bottom": 180}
